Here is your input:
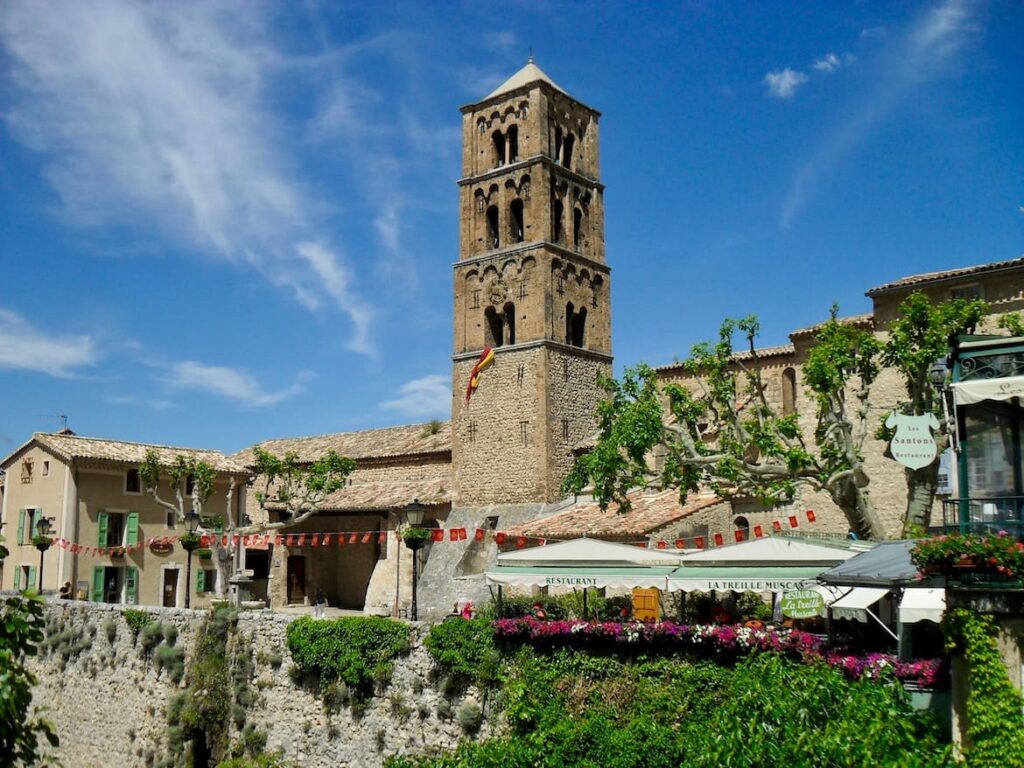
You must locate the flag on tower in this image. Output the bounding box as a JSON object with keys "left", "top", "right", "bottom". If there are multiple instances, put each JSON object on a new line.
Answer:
{"left": 465, "top": 346, "right": 496, "bottom": 402}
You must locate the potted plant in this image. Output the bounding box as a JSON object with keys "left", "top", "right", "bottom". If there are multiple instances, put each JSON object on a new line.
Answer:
{"left": 400, "top": 526, "right": 432, "bottom": 550}
{"left": 912, "top": 532, "right": 1024, "bottom": 580}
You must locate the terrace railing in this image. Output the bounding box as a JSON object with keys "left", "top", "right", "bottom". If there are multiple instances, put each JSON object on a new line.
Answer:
{"left": 933, "top": 497, "right": 1024, "bottom": 540}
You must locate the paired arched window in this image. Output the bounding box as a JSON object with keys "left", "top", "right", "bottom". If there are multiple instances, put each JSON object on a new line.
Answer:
{"left": 573, "top": 207, "right": 583, "bottom": 249}
{"left": 485, "top": 302, "right": 516, "bottom": 347}
{"left": 492, "top": 130, "right": 505, "bottom": 167}
{"left": 562, "top": 133, "right": 575, "bottom": 171}
{"left": 566, "top": 302, "right": 586, "bottom": 347}
{"left": 506, "top": 125, "right": 519, "bottom": 163}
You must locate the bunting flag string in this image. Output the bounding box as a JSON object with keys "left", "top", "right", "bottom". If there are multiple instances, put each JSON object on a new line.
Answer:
{"left": 46, "top": 509, "right": 821, "bottom": 556}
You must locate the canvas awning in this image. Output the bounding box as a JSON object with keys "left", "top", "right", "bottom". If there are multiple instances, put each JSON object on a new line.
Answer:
{"left": 898, "top": 588, "right": 945, "bottom": 625}
{"left": 497, "top": 536, "right": 683, "bottom": 566}
{"left": 951, "top": 376, "right": 1024, "bottom": 406}
{"left": 666, "top": 566, "right": 826, "bottom": 592}
{"left": 485, "top": 565, "right": 674, "bottom": 590}
{"left": 830, "top": 587, "right": 889, "bottom": 622}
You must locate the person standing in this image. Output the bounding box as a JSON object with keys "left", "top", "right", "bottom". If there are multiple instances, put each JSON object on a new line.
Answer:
{"left": 314, "top": 586, "right": 327, "bottom": 619}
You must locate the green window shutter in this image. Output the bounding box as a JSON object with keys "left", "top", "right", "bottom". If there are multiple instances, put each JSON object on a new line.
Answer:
{"left": 28, "top": 566, "right": 37, "bottom": 591}
{"left": 97, "top": 512, "right": 109, "bottom": 547}
{"left": 17, "top": 509, "right": 25, "bottom": 545}
{"left": 125, "top": 567, "right": 138, "bottom": 605}
{"left": 92, "top": 567, "right": 104, "bottom": 603}
{"left": 126, "top": 512, "right": 139, "bottom": 546}
{"left": 196, "top": 569, "right": 205, "bottom": 593}
{"left": 13, "top": 567, "right": 20, "bottom": 590}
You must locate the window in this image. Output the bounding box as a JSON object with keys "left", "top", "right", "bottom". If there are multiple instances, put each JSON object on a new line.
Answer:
{"left": 510, "top": 199, "right": 525, "bottom": 243}
{"left": 16, "top": 508, "right": 39, "bottom": 546}
{"left": 552, "top": 200, "right": 564, "bottom": 243}
{"left": 185, "top": 474, "right": 196, "bottom": 496}
{"left": 21, "top": 458, "right": 33, "bottom": 484}
{"left": 573, "top": 207, "right": 583, "bottom": 249}
{"left": 125, "top": 468, "right": 142, "bottom": 494}
{"left": 566, "top": 303, "right": 587, "bottom": 347}
{"left": 491, "top": 130, "right": 505, "bottom": 167}
{"left": 197, "top": 569, "right": 216, "bottom": 594}
{"left": 486, "top": 206, "right": 500, "bottom": 248}
{"left": 554, "top": 126, "right": 563, "bottom": 164}
{"left": 503, "top": 302, "right": 516, "bottom": 345}
{"left": 562, "top": 133, "right": 575, "bottom": 171}
{"left": 167, "top": 511, "right": 177, "bottom": 529}
{"left": 782, "top": 368, "right": 797, "bottom": 416}
{"left": 485, "top": 306, "right": 504, "bottom": 347}
{"left": 950, "top": 284, "right": 982, "bottom": 300}
{"left": 506, "top": 124, "right": 519, "bottom": 163}
{"left": 42, "top": 460, "right": 50, "bottom": 477}
{"left": 97, "top": 511, "right": 139, "bottom": 548}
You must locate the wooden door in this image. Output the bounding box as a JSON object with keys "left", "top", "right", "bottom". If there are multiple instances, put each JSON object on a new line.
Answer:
{"left": 632, "top": 587, "right": 661, "bottom": 621}
{"left": 162, "top": 569, "right": 179, "bottom": 607}
{"left": 287, "top": 556, "right": 306, "bottom": 604}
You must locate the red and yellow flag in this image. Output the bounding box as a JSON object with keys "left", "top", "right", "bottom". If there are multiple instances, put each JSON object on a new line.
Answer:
{"left": 465, "top": 346, "right": 495, "bottom": 402}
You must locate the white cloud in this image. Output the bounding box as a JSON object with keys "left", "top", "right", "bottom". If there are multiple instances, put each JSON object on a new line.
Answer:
{"left": 380, "top": 374, "right": 450, "bottom": 419}
{"left": 781, "top": 0, "right": 976, "bottom": 228}
{"left": 764, "top": 68, "right": 808, "bottom": 99}
{"left": 0, "top": 308, "right": 97, "bottom": 377}
{"left": 0, "top": 0, "right": 375, "bottom": 353}
{"left": 813, "top": 53, "right": 842, "bottom": 72}
{"left": 161, "top": 361, "right": 312, "bottom": 407}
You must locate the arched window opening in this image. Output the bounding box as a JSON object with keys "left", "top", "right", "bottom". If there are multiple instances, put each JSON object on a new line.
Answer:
{"left": 573, "top": 207, "right": 583, "bottom": 249}
{"left": 503, "top": 302, "right": 516, "bottom": 345}
{"left": 565, "top": 302, "right": 574, "bottom": 345}
{"left": 506, "top": 125, "right": 519, "bottom": 163}
{"left": 733, "top": 516, "right": 750, "bottom": 540}
{"left": 510, "top": 199, "right": 525, "bottom": 243}
{"left": 562, "top": 133, "right": 575, "bottom": 170}
{"left": 552, "top": 200, "right": 564, "bottom": 243}
{"left": 485, "top": 306, "right": 504, "bottom": 347}
{"left": 492, "top": 130, "right": 506, "bottom": 167}
{"left": 782, "top": 368, "right": 797, "bottom": 415}
{"left": 486, "top": 205, "right": 500, "bottom": 249}
{"left": 554, "top": 126, "right": 563, "bottom": 164}
{"left": 571, "top": 306, "right": 587, "bottom": 347}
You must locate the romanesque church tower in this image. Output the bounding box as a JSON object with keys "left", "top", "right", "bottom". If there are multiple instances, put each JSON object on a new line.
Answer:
{"left": 452, "top": 60, "right": 612, "bottom": 506}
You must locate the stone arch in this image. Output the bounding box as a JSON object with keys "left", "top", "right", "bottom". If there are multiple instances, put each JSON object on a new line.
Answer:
{"left": 484, "top": 306, "right": 503, "bottom": 347}
{"left": 491, "top": 130, "right": 505, "bottom": 167}
{"left": 486, "top": 205, "right": 500, "bottom": 248}
{"left": 506, "top": 124, "right": 519, "bottom": 162}
{"left": 562, "top": 132, "right": 575, "bottom": 171}
{"left": 552, "top": 199, "right": 564, "bottom": 243}
{"left": 573, "top": 207, "right": 584, "bottom": 249}
{"left": 503, "top": 302, "right": 516, "bottom": 345}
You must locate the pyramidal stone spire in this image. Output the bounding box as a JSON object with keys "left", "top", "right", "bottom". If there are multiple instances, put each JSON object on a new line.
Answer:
{"left": 484, "top": 57, "right": 565, "bottom": 101}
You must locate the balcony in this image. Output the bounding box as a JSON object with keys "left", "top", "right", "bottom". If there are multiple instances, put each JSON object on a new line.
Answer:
{"left": 934, "top": 497, "right": 1024, "bottom": 540}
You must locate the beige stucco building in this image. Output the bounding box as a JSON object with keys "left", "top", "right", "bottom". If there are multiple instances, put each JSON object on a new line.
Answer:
{"left": 0, "top": 432, "right": 248, "bottom": 607}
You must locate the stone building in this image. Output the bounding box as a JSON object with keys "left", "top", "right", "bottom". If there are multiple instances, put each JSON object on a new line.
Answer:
{"left": 0, "top": 431, "right": 248, "bottom": 606}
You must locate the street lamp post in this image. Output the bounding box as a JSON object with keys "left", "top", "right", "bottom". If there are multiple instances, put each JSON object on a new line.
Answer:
{"left": 402, "top": 499, "right": 427, "bottom": 621}
{"left": 34, "top": 517, "right": 54, "bottom": 593}
{"left": 182, "top": 509, "right": 202, "bottom": 609}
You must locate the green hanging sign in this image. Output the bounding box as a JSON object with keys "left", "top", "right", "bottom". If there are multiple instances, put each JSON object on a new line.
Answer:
{"left": 780, "top": 589, "right": 825, "bottom": 619}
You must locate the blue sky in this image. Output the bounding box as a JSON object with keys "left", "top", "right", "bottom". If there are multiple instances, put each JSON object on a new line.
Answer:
{"left": 0, "top": 0, "right": 1021, "bottom": 455}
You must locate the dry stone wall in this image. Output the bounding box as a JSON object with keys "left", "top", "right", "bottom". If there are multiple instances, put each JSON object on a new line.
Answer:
{"left": 24, "top": 599, "right": 497, "bottom": 768}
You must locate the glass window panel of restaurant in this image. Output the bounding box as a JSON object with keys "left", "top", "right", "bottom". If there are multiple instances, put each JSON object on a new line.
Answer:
{"left": 963, "top": 404, "right": 1023, "bottom": 504}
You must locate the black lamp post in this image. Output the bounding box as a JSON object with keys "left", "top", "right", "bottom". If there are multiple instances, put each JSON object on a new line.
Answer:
{"left": 182, "top": 509, "right": 201, "bottom": 609}
{"left": 34, "top": 516, "right": 53, "bottom": 592}
{"left": 403, "top": 499, "right": 427, "bottom": 621}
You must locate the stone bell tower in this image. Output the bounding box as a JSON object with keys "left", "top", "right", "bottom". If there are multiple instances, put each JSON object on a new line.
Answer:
{"left": 451, "top": 59, "right": 612, "bottom": 507}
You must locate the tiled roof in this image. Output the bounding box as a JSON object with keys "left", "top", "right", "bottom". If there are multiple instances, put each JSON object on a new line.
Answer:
{"left": 654, "top": 343, "right": 795, "bottom": 373}
{"left": 484, "top": 59, "right": 565, "bottom": 101}
{"left": 7, "top": 433, "right": 249, "bottom": 473}
{"left": 789, "top": 313, "right": 874, "bottom": 339}
{"left": 233, "top": 422, "right": 452, "bottom": 466}
{"left": 865, "top": 256, "right": 1024, "bottom": 297}
{"left": 505, "top": 490, "right": 726, "bottom": 540}
{"left": 266, "top": 472, "right": 451, "bottom": 513}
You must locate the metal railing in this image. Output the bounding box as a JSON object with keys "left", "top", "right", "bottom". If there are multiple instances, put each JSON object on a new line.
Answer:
{"left": 933, "top": 497, "right": 1024, "bottom": 539}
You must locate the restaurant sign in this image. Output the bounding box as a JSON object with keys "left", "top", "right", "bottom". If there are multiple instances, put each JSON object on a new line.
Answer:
{"left": 885, "top": 412, "right": 939, "bottom": 470}
{"left": 545, "top": 576, "right": 599, "bottom": 587}
{"left": 781, "top": 589, "right": 825, "bottom": 619}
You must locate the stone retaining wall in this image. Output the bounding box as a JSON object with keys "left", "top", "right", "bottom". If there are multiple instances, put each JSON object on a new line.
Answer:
{"left": 25, "top": 599, "right": 493, "bottom": 767}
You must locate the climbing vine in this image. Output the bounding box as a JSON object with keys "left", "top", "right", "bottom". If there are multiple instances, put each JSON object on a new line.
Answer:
{"left": 945, "top": 608, "right": 1024, "bottom": 767}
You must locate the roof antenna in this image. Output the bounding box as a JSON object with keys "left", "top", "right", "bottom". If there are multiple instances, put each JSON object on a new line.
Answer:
{"left": 528, "top": 47, "right": 535, "bottom": 65}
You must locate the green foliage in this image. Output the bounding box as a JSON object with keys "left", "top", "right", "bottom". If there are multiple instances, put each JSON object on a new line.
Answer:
{"left": 0, "top": 535, "right": 59, "bottom": 765}
{"left": 998, "top": 313, "right": 1024, "bottom": 337}
{"left": 285, "top": 616, "right": 411, "bottom": 701}
{"left": 123, "top": 608, "right": 155, "bottom": 637}
{"left": 400, "top": 649, "right": 950, "bottom": 768}
{"left": 400, "top": 526, "right": 432, "bottom": 544}
{"left": 155, "top": 644, "right": 186, "bottom": 684}
{"left": 424, "top": 619, "right": 500, "bottom": 688}
{"left": 103, "top": 618, "right": 117, "bottom": 644}
{"left": 945, "top": 609, "right": 1024, "bottom": 767}
{"left": 140, "top": 621, "right": 166, "bottom": 655}
{"left": 913, "top": 533, "right": 1024, "bottom": 577}
{"left": 251, "top": 447, "right": 355, "bottom": 519}
{"left": 455, "top": 700, "right": 483, "bottom": 735}
{"left": 139, "top": 449, "right": 217, "bottom": 507}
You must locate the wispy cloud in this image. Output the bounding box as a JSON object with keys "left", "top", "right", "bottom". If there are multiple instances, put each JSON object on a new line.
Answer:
{"left": 781, "top": 0, "right": 976, "bottom": 228}
{"left": 380, "top": 374, "right": 450, "bottom": 418}
{"left": 161, "top": 361, "right": 312, "bottom": 407}
{"left": 107, "top": 394, "right": 176, "bottom": 411}
{"left": 764, "top": 68, "right": 808, "bottom": 99}
{"left": 0, "top": 0, "right": 375, "bottom": 353}
{"left": 0, "top": 308, "right": 97, "bottom": 377}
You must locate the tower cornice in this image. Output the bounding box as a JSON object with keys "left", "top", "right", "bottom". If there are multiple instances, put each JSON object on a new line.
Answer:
{"left": 452, "top": 241, "right": 611, "bottom": 274}
{"left": 457, "top": 155, "right": 604, "bottom": 191}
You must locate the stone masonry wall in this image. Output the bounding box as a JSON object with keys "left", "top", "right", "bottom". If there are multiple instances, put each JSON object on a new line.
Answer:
{"left": 24, "top": 599, "right": 497, "bottom": 768}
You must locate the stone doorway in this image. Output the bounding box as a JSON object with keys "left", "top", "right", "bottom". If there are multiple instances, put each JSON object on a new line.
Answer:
{"left": 287, "top": 555, "right": 306, "bottom": 604}
{"left": 162, "top": 568, "right": 179, "bottom": 608}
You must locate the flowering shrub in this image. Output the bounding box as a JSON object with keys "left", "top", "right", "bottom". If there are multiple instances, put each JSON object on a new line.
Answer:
{"left": 911, "top": 532, "right": 1024, "bottom": 577}
{"left": 492, "top": 617, "right": 946, "bottom": 687}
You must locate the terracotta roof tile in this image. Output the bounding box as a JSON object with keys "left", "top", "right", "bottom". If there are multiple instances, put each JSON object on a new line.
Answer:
{"left": 264, "top": 465, "right": 451, "bottom": 512}
{"left": 789, "top": 313, "right": 874, "bottom": 339}
{"left": 654, "top": 344, "right": 795, "bottom": 374}
{"left": 865, "top": 256, "right": 1024, "bottom": 297}
{"left": 233, "top": 422, "right": 451, "bottom": 465}
{"left": 506, "top": 490, "right": 726, "bottom": 540}
{"left": 16, "top": 433, "right": 249, "bottom": 473}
